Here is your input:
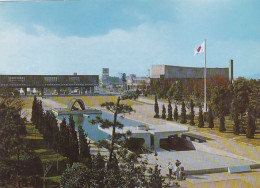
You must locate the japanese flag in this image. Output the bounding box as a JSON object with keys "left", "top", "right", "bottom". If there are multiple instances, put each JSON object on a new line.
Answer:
{"left": 194, "top": 41, "right": 205, "bottom": 55}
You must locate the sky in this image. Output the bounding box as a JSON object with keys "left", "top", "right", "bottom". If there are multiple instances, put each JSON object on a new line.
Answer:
{"left": 0, "top": 0, "right": 259, "bottom": 78}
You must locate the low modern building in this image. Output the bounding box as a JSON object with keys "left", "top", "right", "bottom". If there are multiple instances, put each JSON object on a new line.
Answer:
{"left": 152, "top": 64, "right": 229, "bottom": 81}
{"left": 150, "top": 60, "right": 234, "bottom": 95}
{"left": 0, "top": 74, "right": 99, "bottom": 95}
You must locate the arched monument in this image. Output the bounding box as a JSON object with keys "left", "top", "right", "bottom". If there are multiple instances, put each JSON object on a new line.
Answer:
{"left": 67, "top": 98, "right": 86, "bottom": 111}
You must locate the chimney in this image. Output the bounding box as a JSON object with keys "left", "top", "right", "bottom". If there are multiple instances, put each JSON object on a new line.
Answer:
{"left": 229, "top": 59, "right": 234, "bottom": 83}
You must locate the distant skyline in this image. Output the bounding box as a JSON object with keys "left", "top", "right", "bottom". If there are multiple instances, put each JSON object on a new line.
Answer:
{"left": 0, "top": 0, "right": 259, "bottom": 78}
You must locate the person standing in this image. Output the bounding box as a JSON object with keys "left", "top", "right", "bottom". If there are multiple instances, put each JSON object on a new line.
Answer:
{"left": 168, "top": 162, "right": 173, "bottom": 176}
{"left": 175, "top": 160, "right": 181, "bottom": 180}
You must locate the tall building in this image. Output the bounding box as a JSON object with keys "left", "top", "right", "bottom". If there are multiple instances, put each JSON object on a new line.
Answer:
{"left": 100, "top": 68, "right": 120, "bottom": 89}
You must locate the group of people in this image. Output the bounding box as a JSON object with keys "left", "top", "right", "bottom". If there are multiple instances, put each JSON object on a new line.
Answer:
{"left": 168, "top": 160, "right": 182, "bottom": 180}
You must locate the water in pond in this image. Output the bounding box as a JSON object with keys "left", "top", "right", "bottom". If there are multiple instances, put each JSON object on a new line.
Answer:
{"left": 57, "top": 111, "right": 147, "bottom": 142}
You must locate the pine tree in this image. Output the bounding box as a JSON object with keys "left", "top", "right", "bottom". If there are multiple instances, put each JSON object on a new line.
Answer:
{"left": 69, "top": 115, "right": 75, "bottom": 130}
{"left": 167, "top": 100, "right": 173, "bottom": 120}
{"left": 161, "top": 104, "right": 166, "bottom": 119}
{"left": 59, "top": 118, "right": 69, "bottom": 156}
{"left": 91, "top": 97, "right": 134, "bottom": 164}
{"left": 154, "top": 96, "right": 159, "bottom": 118}
{"left": 208, "top": 105, "right": 214, "bottom": 129}
{"left": 36, "top": 100, "right": 44, "bottom": 132}
{"left": 78, "top": 126, "right": 92, "bottom": 166}
{"left": 246, "top": 105, "right": 256, "bottom": 138}
{"left": 174, "top": 104, "right": 178, "bottom": 121}
{"left": 31, "top": 95, "right": 37, "bottom": 123}
{"left": 198, "top": 104, "right": 204, "bottom": 128}
{"left": 68, "top": 116, "right": 79, "bottom": 164}
{"left": 180, "top": 101, "right": 187, "bottom": 124}
{"left": 189, "top": 99, "right": 195, "bottom": 125}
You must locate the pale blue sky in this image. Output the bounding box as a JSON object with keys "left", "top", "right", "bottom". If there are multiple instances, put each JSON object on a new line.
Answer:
{"left": 0, "top": 0, "right": 259, "bottom": 78}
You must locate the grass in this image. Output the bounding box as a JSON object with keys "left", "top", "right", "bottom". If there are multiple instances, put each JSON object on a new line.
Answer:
{"left": 21, "top": 95, "right": 137, "bottom": 109}
{"left": 191, "top": 116, "right": 260, "bottom": 146}
{"left": 43, "top": 176, "right": 61, "bottom": 184}
{"left": 26, "top": 123, "right": 67, "bottom": 163}
{"left": 25, "top": 122, "right": 67, "bottom": 186}
{"left": 21, "top": 96, "right": 34, "bottom": 109}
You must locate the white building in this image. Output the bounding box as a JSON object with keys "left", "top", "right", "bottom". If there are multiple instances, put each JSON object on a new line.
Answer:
{"left": 126, "top": 74, "right": 150, "bottom": 93}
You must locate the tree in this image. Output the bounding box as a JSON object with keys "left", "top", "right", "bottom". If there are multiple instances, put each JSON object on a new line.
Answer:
{"left": 174, "top": 104, "right": 178, "bottom": 121}
{"left": 232, "top": 78, "right": 252, "bottom": 119}
{"left": 105, "top": 153, "right": 122, "bottom": 187}
{"left": 161, "top": 104, "right": 166, "bottom": 119}
{"left": 0, "top": 89, "right": 42, "bottom": 187}
{"left": 219, "top": 112, "right": 226, "bottom": 132}
{"left": 31, "top": 95, "right": 37, "bottom": 123}
{"left": 208, "top": 105, "right": 214, "bottom": 129}
{"left": 154, "top": 96, "right": 159, "bottom": 118}
{"left": 0, "top": 108, "right": 28, "bottom": 187}
{"left": 92, "top": 152, "right": 106, "bottom": 187}
{"left": 189, "top": 99, "right": 195, "bottom": 126}
{"left": 68, "top": 116, "right": 79, "bottom": 164}
{"left": 121, "top": 73, "right": 126, "bottom": 91}
{"left": 78, "top": 126, "right": 92, "bottom": 166}
{"left": 231, "top": 99, "right": 240, "bottom": 135}
{"left": 173, "top": 81, "right": 183, "bottom": 102}
{"left": 246, "top": 105, "right": 256, "bottom": 138}
{"left": 248, "top": 79, "right": 260, "bottom": 123}
{"left": 167, "top": 84, "right": 174, "bottom": 99}
{"left": 211, "top": 86, "right": 229, "bottom": 132}
{"left": 167, "top": 100, "right": 173, "bottom": 120}
{"left": 197, "top": 104, "right": 204, "bottom": 128}
{"left": 90, "top": 97, "right": 134, "bottom": 163}
{"left": 60, "top": 162, "right": 92, "bottom": 188}
{"left": 180, "top": 101, "right": 187, "bottom": 124}
{"left": 59, "top": 118, "right": 70, "bottom": 156}
{"left": 148, "top": 164, "right": 165, "bottom": 188}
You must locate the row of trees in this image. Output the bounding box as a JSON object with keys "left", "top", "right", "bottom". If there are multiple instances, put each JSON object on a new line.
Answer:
{"left": 154, "top": 97, "right": 215, "bottom": 128}
{"left": 31, "top": 96, "right": 92, "bottom": 165}
{"left": 154, "top": 96, "right": 188, "bottom": 123}
{"left": 150, "top": 75, "right": 229, "bottom": 102}
{"left": 0, "top": 89, "right": 43, "bottom": 187}
{"left": 153, "top": 77, "right": 259, "bottom": 138}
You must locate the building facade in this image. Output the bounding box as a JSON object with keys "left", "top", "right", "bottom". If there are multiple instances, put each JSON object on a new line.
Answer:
{"left": 152, "top": 65, "right": 230, "bottom": 81}
{"left": 127, "top": 74, "right": 150, "bottom": 93}
{"left": 0, "top": 74, "right": 99, "bottom": 95}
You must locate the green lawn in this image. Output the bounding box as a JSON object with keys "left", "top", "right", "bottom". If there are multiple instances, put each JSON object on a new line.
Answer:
{"left": 25, "top": 122, "right": 67, "bottom": 186}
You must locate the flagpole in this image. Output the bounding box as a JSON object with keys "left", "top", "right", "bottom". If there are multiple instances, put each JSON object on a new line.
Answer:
{"left": 204, "top": 39, "right": 207, "bottom": 112}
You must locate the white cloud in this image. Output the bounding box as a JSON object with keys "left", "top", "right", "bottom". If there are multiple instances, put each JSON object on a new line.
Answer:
{"left": 0, "top": 19, "right": 259, "bottom": 78}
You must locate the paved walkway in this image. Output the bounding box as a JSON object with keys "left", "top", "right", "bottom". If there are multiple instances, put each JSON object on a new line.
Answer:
{"left": 143, "top": 150, "right": 256, "bottom": 175}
